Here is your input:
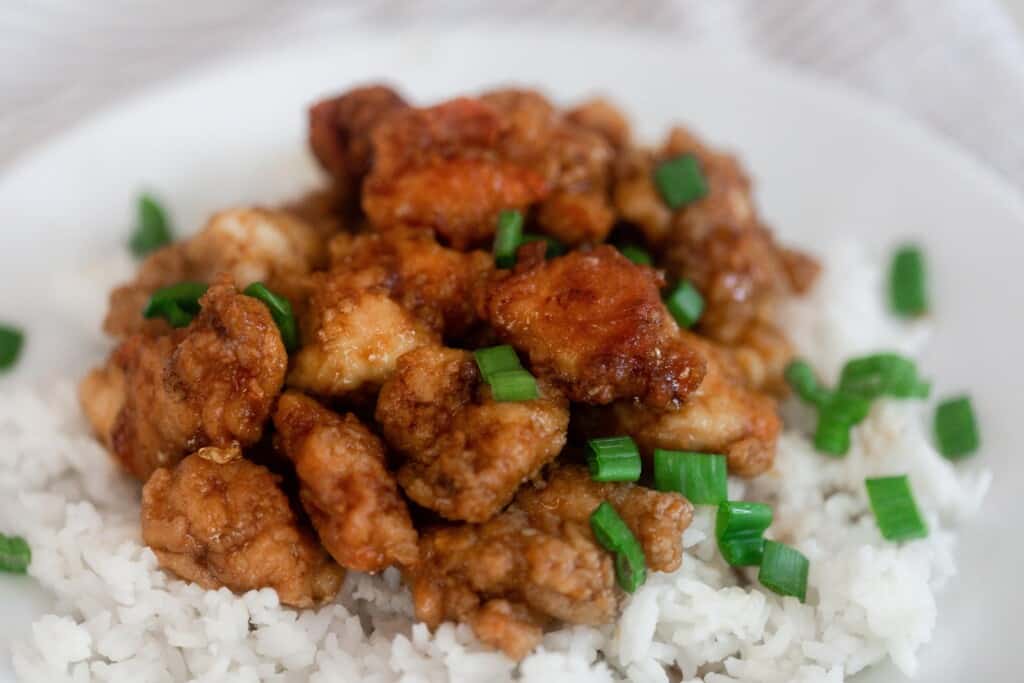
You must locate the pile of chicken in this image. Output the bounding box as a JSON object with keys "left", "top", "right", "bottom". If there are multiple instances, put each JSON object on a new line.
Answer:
{"left": 79, "top": 86, "right": 817, "bottom": 659}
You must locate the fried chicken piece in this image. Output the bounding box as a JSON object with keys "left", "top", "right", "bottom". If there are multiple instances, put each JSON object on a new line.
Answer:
{"left": 83, "top": 277, "right": 287, "bottom": 480}
{"left": 480, "top": 244, "right": 705, "bottom": 408}
{"left": 375, "top": 346, "right": 569, "bottom": 522}
{"left": 362, "top": 90, "right": 616, "bottom": 248}
{"left": 141, "top": 448, "right": 344, "bottom": 607}
{"left": 104, "top": 207, "right": 325, "bottom": 338}
{"left": 516, "top": 465, "right": 693, "bottom": 572}
{"left": 286, "top": 266, "right": 438, "bottom": 398}
{"left": 586, "top": 331, "right": 781, "bottom": 477}
{"left": 566, "top": 97, "right": 631, "bottom": 150}
{"left": 308, "top": 84, "right": 409, "bottom": 197}
{"left": 273, "top": 391, "right": 418, "bottom": 573}
{"left": 328, "top": 229, "right": 493, "bottom": 338}
{"left": 407, "top": 464, "right": 692, "bottom": 659}
{"left": 278, "top": 185, "right": 352, "bottom": 239}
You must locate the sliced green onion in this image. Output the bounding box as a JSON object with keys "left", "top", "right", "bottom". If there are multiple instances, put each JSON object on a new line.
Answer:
{"left": 653, "top": 154, "right": 708, "bottom": 210}
{"left": 652, "top": 450, "right": 727, "bottom": 505}
{"left": 521, "top": 234, "right": 566, "bottom": 258}
{"left": 865, "top": 475, "right": 928, "bottom": 541}
{"left": 758, "top": 540, "right": 809, "bottom": 602}
{"left": 0, "top": 325, "right": 25, "bottom": 371}
{"left": 587, "top": 436, "right": 642, "bottom": 482}
{"left": 664, "top": 280, "right": 705, "bottom": 329}
{"left": 590, "top": 502, "right": 647, "bottom": 593}
{"left": 243, "top": 282, "right": 298, "bottom": 352}
{"left": 934, "top": 396, "right": 980, "bottom": 460}
{"left": 493, "top": 209, "right": 524, "bottom": 268}
{"left": 474, "top": 345, "right": 523, "bottom": 381}
{"left": 716, "top": 501, "right": 773, "bottom": 566}
{"left": 142, "top": 282, "right": 208, "bottom": 328}
{"left": 488, "top": 369, "right": 539, "bottom": 402}
{"left": 784, "top": 360, "right": 831, "bottom": 407}
{"left": 838, "top": 353, "right": 929, "bottom": 400}
{"left": 129, "top": 194, "right": 173, "bottom": 257}
{"left": 813, "top": 414, "right": 852, "bottom": 456}
{"left": 0, "top": 533, "right": 30, "bottom": 574}
{"left": 618, "top": 244, "right": 652, "bottom": 266}
{"left": 889, "top": 245, "right": 927, "bottom": 317}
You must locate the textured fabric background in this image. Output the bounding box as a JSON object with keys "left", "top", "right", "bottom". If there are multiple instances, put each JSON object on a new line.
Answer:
{"left": 3, "top": 0, "right": 1024, "bottom": 186}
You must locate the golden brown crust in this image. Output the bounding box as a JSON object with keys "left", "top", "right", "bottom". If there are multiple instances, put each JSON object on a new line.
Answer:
{"left": 375, "top": 346, "right": 569, "bottom": 522}
{"left": 480, "top": 245, "right": 706, "bottom": 407}
{"left": 141, "top": 450, "right": 344, "bottom": 607}
{"left": 273, "top": 391, "right": 418, "bottom": 573}
{"left": 93, "top": 276, "right": 287, "bottom": 480}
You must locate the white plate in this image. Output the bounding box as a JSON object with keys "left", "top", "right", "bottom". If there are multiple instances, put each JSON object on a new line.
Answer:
{"left": 0, "top": 27, "right": 1021, "bottom": 682}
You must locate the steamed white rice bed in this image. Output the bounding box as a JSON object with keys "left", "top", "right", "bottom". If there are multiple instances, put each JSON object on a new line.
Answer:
{"left": 0, "top": 241, "right": 990, "bottom": 683}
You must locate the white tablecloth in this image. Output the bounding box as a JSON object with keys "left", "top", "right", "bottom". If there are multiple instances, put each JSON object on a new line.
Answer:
{"left": 3, "top": 0, "right": 1024, "bottom": 186}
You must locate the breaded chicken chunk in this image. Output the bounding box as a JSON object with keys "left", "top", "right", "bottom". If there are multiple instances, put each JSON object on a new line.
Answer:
{"left": 586, "top": 330, "right": 781, "bottom": 477}
{"left": 566, "top": 97, "right": 631, "bottom": 150}
{"left": 141, "top": 448, "right": 344, "bottom": 607}
{"left": 105, "top": 207, "right": 325, "bottom": 338}
{"left": 328, "top": 229, "right": 493, "bottom": 338}
{"left": 82, "top": 277, "right": 287, "bottom": 480}
{"left": 273, "top": 391, "right": 418, "bottom": 573}
{"left": 309, "top": 84, "right": 409, "bottom": 197}
{"left": 480, "top": 244, "right": 706, "bottom": 408}
{"left": 407, "top": 464, "right": 692, "bottom": 659}
{"left": 375, "top": 346, "right": 569, "bottom": 522}
{"left": 286, "top": 266, "right": 438, "bottom": 398}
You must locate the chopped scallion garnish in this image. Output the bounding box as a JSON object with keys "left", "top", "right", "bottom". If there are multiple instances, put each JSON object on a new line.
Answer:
{"left": 474, "top": 345, "right": 523, "bottom": 382}
{"left": 493, "top": 210, "right": 524, "bottom": 268}
{"left": 618, "top": 244, "right": 652, "bottom": 266}
{"left": 521, "top": 234, "right": 566, "bottom": 258}
{"left": 488, "top": 369, "right": 539, "bottom": 402}
{"left": 587, "top": 436, "right": 642, "bottom": 482}
{"left": 865, "top": 475, "right": 928, "bottom": 541}
{"left": 0, "top": 533, "right": 30, "bottom": 574}
{"left": 129, "top": 194, "right": 173, "bottom": 257}
{"left": 838, "top": 353, "right": 929, "bottom": 400}
{"left": 758, "top": 540, "right": 809, "bottom": 602}
{"left": 784, "top": 360, "right": 830, "bottom": 407}
{"left": 652, "top": 449, "right": 727, "bottom": 504}
{"left": 934, "top": 396, "right": 980, "bottom": 460}
{"left": 653, "top": 154, "right": 708, "bottom": 210}
{"left": 243, "top": 282, "right": 298, "bottom": 352}
{"left": 664, "top": 280, "right": 705, "bottom": 329}
{"left": 0, "top": 325, "right": 25, "bottom": 371}
{"left": 590, "top": 501, "right": 647, "bottom": 593}
{"left": 142, "top": 282, "right": 208, "bottom": 328}
{"left": 716, "top": 501, "right": 773, "bottom": 566}
{"left": 889, "top": 245, "right": 928, "bottom": 316}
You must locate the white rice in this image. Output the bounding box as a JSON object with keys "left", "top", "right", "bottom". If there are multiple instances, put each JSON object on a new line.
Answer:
{"left": 0, "top": 240, "right": 990, "bottom": 683}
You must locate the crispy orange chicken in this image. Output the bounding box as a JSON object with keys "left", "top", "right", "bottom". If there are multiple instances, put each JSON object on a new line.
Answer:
{"left": 406, "top": 464, "right": 692, "bottom": 659}
{"left": 375, "top": 346, "right": 569, "bottom": 522}
{"left": 105, "top": 207, "right": 325, "bottom": 338}
{"left": 273, "top": 391, "right": 418, "bottom": 573}
{"left": 480, "top": 244, "right": 706, "bottom": 408}
{"left": 141, "top": 447, "right": 344, "bottom": 608}
{"left": 585, "top": 330, "right": 781, "bottom": 477}
{"left": 82, "top": 277, "right": 287, "bottom": 480}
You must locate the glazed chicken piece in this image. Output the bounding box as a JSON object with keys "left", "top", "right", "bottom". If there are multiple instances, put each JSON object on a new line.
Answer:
{"left": 375, "top": 346, "right": 569, "bottom": 522}
{"left": 308, "top": 84, "right": 409, "bottom": 199}
{"left": 361, "top": 89, "right": 616, "bottom": 248}
{"left": 273, "top": 391, "right": 418, "bottom": 573}
{"left": 141, "top": 447, "right": 344, "bottom": 607}
{"left": 286, "top": 266, "right": 438, "bottom": 398}
{"left": 613, "top": 127, "right": 818, "bottom": 390}
{"left": 480, "top": 244, "right": 706, "bottom": 408}
{"left": 565, "top": 97, "right": 631, "bottom": 150}
{"left": 81, "top": 277, "right": 287, "bottom": 480}
{"left": 585, "top": 330, "right": 781, "bottom": 477}
{"left": 328, "top": 229, "right": 493, "bottom": 338}
{"left": 105, "top": 207, "right": 325, "bottom": 338}
{"left": 407, "top": 464, "right": 692, "bottom": 659}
